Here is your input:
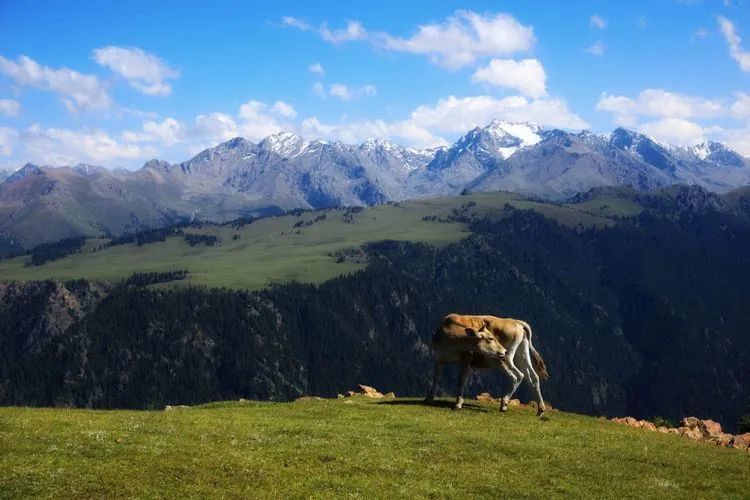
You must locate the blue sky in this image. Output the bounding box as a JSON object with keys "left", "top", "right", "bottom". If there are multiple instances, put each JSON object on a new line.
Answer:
{"left": 0, "top": 0, "right": 749, "bottom": 168}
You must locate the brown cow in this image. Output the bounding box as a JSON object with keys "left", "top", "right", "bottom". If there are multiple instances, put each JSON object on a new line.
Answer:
{"left": 428, "top": 315, "right": 508, "bottom": 410}
{"left": 427, "top": 314, "right": 550, "bottom": 416}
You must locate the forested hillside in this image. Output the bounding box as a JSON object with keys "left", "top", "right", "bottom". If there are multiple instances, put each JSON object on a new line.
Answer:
{"left": 1, "top": 192, "right": 748, "bottom": 431}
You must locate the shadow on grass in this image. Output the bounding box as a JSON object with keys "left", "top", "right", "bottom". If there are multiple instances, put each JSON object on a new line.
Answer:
{"left": 377, "top": 399, "right": 493, "bottom": 412}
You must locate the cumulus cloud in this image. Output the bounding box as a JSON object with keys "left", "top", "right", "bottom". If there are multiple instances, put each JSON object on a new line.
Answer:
{"left": 471, "top": 58, "right": 547, "bottom": 98}
{"left": 92, "top": 46, "right": 179, "bottom": 96}
{"left": 590, "top": 15, "right": 607, "bottom": 30}
{"left": 124, "top": 99, "right": 298, "bottom": 154}
{"left": 376, "top": 10, "right": 536, "bottom": 69}
{"left": 19, "top": 124, "right": 154, "bottom": 165}
{"left": 585, "top": 41, "right": 606, "bottom": 56}
{"left": 0, "top": 55, "right": 110, "bottom": 111}
{"left": 596, "top": 89, "right": 724, "bottom": 123}
{"left": 718, "top": 16, "right": 750, "bottom": 72}
{"left": 0, "top": 127, "right": 18, "bottom": 156}
{"left": 0, "top": 98, "right": 21, "bottom": 117}
{"left": 308, "top": 62, "right": 325, "bottom": 75}
{"left": 638, "top": 118, "right": 709, "bottom": 146}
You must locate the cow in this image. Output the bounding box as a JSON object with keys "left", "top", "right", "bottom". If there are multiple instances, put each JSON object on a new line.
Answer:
{"left": 428, "top": 315, "right": 509, "bottom": 411}
{"left": 426, "top": 314, "right": 550, "bottom": 416}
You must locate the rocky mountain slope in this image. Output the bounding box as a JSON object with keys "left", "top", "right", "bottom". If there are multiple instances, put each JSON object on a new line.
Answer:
{"left": 1, "top": 121, "right": 749, "bottom": 248}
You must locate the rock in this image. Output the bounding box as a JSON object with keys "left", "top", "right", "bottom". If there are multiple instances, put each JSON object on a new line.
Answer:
{"left": 698, "top": 419, "right": 722, "bottom": 438}
{"left": 657, "top": 426, "right": 669, "bottom": 433}
{"left": 346, "top": 391, "right": 357, "bottom": 397}
{"left": 640, "top": 421, "right": 657, "bottom": 431}
{"left": 667, "top": 428, "right": 680, "bottom": 435}
{"left": 296, "top": 396, "right": 323, "bottom": 402}
{"left": 731, "top": 433, "right": 750, "bottom": 450}
{"left": 477, "top": 392, "right": 495, "bottom": 403}
{"left": 164, "top": 404, "right": 189, "bottom": 411}
{"left": 337, "top": 394, "right": 345, "bottom": 399}
{"left": 678, "top": 426, "right": 703, "bottom": 440}
{"left": 709, "top": 433, "right": 734, "bottom": 447}
{"left": 681, "top": 417, "right": 700, "bottom": 429}
{"left": 357, "top": 384, "right": 386, "bottom": 398}
{"left": 239, "top": 398, "right": 247, "bottom": 403}
{"left": 385, "top": 392, "right": 396, "bottom": 398}
{"left": 165, "top": 405, "right": 172, "bottom": 411}
{"left": 509, "top": 399, "right": 521, "bottom": 407}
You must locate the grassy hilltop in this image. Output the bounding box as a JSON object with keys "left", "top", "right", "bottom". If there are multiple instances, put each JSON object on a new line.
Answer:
{"left": 0, "top": 191, "right": 633, "bottom": 290}
{"left": 1, "top": 398, "right": 747, "bottom": 498}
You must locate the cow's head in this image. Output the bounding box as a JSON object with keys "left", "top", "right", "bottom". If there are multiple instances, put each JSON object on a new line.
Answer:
{"left": 465, "top": 323, "right": 506, "bottom": 359}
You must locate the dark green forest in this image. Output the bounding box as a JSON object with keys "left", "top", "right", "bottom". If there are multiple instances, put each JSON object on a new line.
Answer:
{"left": 1, "top": 195, "right": 749, "bottom": 431}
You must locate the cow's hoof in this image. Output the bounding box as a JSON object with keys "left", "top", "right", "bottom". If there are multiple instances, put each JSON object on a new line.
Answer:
{"left": 538, "top": 411, "right": 548, "bottom": 419}
{"left": 452, "top": 405, "right": 462, "bottom": 411}
{"left": 500, "top": 405, "right": 508, "bottom": 412}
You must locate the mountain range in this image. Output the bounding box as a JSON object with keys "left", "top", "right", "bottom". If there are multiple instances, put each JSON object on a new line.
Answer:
{"left": 1, "top": 120, "right": 749, "bottom": 248}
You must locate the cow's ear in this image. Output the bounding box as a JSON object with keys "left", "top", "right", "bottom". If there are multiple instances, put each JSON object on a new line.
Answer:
{"left": 465, "top": 327, "right": 478, "bottom": 337}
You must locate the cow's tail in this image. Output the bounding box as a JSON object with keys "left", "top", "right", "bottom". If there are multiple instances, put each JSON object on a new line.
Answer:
{"left": 521, "top": 321, "right": 549, "bottom": 381}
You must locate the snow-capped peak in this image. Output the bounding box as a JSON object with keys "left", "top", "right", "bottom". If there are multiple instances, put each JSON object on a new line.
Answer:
{"left": 260, "top": 131, "right": 308, "bottom": 157}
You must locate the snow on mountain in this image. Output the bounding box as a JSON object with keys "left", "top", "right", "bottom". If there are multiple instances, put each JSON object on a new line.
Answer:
{"left": 2, "top": 121, "right": 750, "bottom": 247}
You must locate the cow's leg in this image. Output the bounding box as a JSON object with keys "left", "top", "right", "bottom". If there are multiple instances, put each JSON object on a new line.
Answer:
{"left": 499, "top": 347, "right": 524, "bottom": 411}
{"left": 518, "top": 342, "right": 546, "bottom": 416}
{"left": 454, "top": 355, "right": 472, "bottom": 410}
{"left": 426, "top": 361, "right": 443, "bottom": 402}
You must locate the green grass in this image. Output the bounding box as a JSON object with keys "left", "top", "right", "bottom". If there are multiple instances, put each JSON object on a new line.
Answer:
{"left": 0, "top": 398, "right": 747, "bottom": 498}
{"left": 0, "top": 192, "right": 620, "bottom": 290}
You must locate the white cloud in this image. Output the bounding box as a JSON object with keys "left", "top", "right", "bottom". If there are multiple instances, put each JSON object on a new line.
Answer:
{"left": 596, "top": 89, "right": 724, "bottom": 121}
{"left": 329, "top": 84, "right": 351, "bottom": 100}
{"left": 20, "top": 124, "right": 154, "bottom": 165}
{"left": 320, "top": 83, "right": 377, "bottom": 100}
{"left": 590, "top": 15, "right": 607, "bottom": 30}
{"left": 471, "top": 58, "right": 547, "bottom": 98}
{"left": 300, "top": 94, "right": 587, "bottom": 149}
{"left": 406, "top": 95, "right": 588, "bottom": 133}
{"left": 92, "top": 46, "right": 179, "bottom": 96}
{"left": 281, "top": 16, "right": 311, "bottom": 30}
{"left": 638, "top": 118, "right": 708, "bottom": 146}
{"left": 0, "top": 127, "right": 18, "bottom": 156}
{"left": 124, "top": 99, "right": 297, "bottom": 154}
{"left": 271, "top": 100, "right": 297, "bottom": 118}
{"left": 320, "top": 21, "right": 367, "bottom": 43}
{"left": 0, "top": 55, "right": 110, "bottom": 111}
{"left": 377, "top": 10, "right": 535, "bottom": 69}
{"left": 0, "top": 98, "right": 21, "bottom": 117}
{"left": 282, "top": 17, "right": 366, "bottom": 44}
{"left": 721, "top": 127, "right": 750, "bottom": 156}
{"left": 731, "top": 92, "right": 750, "bottom": 118}
{"left": 718, "top": 16, "right": 750, "bottom": 72}
{"left": 585, "top": 41, "right": 606, "bottom": 56}
{"left": 308, "top": 62, "right": 325, "bottom": 75}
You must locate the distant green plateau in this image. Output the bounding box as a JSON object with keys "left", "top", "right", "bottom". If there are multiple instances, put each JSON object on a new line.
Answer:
{"left": 0, "top": 192, "right": 641, "bottom": 289}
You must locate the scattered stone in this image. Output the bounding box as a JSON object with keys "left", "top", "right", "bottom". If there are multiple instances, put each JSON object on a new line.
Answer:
{"left": 678, "top": 426, "right": 703, "bottom": 440}
{"left": 709, "top": 433, "right": 735, "bottom": 447}
{"left": 640, "top": 421, "right": 657, "bottom": 431}
{"left": 296, "top": 396, "right": 323, "bottom": 402}
{"left": 477, "top": 392, "right": 496, "bottom": 403}
{"left": 698, "top": 419, "right": 722, "bottom": 438}
{"left": 681, "top": 417, "right": 700, "bottom": 429}
{"left": 666, "top": 428, "right": 680, "bottom": 435}
{"left": 657, "top": 426, "right": 669, "bottom": 433}
{"left": 357, "top": 384, "right": 386, "bottom": 398}
{"left": 385, "top": 392, "right": 396, "bottom": 399}
{"left": 732, "top": 433, "right": 750, "bottom": 451}
{"left": 509, "top": 399, "right": 522, "bottom": 407}
{"left": 239, "top": 398, "right": 247, "bottom": 403}
{"left": 346, "top": 391, "right": 357, "bottom": 397}
{"left": 337, "top": 394, "right": 345, "bottom": 399}
{"left": 164, "top": 405, "right": 189, "bottom": 411}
